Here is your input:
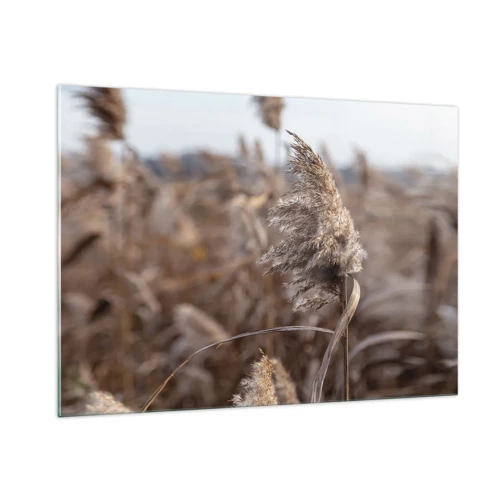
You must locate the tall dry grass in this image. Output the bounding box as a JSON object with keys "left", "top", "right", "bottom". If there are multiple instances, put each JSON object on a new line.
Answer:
{"left": 60, "top": 88, "right": 458, "bottom": 415}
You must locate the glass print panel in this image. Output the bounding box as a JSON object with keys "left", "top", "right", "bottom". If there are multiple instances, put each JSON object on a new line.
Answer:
{"left": 59, "top": 86, "right": 458, "bottom": 416}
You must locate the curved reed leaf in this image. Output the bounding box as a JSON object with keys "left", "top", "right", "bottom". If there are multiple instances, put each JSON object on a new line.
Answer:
{"left": 333, "top": 330, "right": 428, "bottom": 399}
{"left": 349, "top": 330, "right": 426, "bottom": 362}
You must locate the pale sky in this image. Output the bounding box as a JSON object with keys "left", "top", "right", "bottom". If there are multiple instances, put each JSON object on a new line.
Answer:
{"left": 59, "top": 85, "right": 458, "bottom": 170}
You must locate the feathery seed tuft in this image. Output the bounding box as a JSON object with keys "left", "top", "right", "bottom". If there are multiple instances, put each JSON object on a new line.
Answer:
{"left": 253, "top": 96, "right": 285, "bottom": 131}
{"left": 85, "top": 391, "right": 132, "bottom": 414}
{"left": 271, "top": 358, "right": 299, "bottom": 404}
{"left": 232, "top": 352, "right": 278, "bottom": 407}
{"left": 260, "top": 131, "right": 366, "bottom": 311}
{"left": 79, "top": 87, "right": 126, "bottom": 140}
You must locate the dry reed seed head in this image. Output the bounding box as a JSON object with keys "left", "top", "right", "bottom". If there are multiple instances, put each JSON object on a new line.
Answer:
{"left": 260, "top": 131, "right": 366, "bottom": 311}
{"left": 79, "top": 87, "right": 126, "bottom": 141}
{"left": 253, "top": 96, "right": 285, "bottom": 131}
{"left": 173, "top": 303, "right": 231, "bottom": 344}
{"left": 319, "top": 142, "right": 344, "bottom": 193}
{"left": 85, "top": 391, "right": 132, "bottom": 415}
{"left": 270, "top": 358, "right": 299, "bottom": 404}
{"left": 232, "top": 352, "right": 278, "bottom": 407}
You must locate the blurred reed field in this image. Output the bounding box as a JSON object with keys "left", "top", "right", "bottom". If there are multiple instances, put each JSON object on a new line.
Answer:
{"left": 59, "top": 87, "right": 457, "bottom": 416}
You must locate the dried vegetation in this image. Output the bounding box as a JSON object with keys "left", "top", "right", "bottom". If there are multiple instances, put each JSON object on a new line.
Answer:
{"left": 60, "top": 88, "right": 457, "bottom": 415}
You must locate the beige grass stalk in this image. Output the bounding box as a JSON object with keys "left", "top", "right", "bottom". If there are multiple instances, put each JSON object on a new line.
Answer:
{"left": 79, "top": 86, "right": 135, "bottom": 402}
{"left": 260, "top": 131, "right": 366, "bottom": 401}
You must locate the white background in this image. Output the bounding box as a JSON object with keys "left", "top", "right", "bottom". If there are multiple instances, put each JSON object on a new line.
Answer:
{"left": 1, "top": 1, "right": 499, "bottom": 499}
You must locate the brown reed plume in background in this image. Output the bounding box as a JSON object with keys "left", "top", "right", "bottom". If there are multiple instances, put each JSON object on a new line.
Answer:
{"left": 78, "top": 87, "right": 126, "bottom": 140}
{"left": 76, "top": 86, "right": 138, "bottom": 402}
{"left": 253, "top": 96, "right": 285, "bottom": 167}
{"left": 253, "top": 96, "right": 285, "bottom": 131}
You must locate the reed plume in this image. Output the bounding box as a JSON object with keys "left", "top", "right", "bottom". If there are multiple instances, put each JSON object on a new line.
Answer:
{"left": 79, "top": 87, "right": 126, "bottom": 140}
{"left": 271, "top": 358, "right": 299, "bottom": 404}
{"left": 260, "top": 131, "right": 366, "bottom": 312}
{"left": 253, "top": 96, "right": 285, "bottom": 167}
{"left": 320, "top": 142, "right": 344, "bottom": 197}
{"left": 253, "top": 96, "right": 285, "bottom": 131}
{"left": 85, "top": 391, "right": 132, "bottom": 414}
{"left": 78, "top": 86, "right": 133, "bottom": 402}
{"left": 232, "top": 352, "right": 278, "bottom": 407}
{"left": 232, "top": 353, "right": 299, "bottom": 406}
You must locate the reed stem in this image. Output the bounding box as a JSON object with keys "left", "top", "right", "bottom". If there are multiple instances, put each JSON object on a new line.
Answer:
{"left": 275, "top": 129, "right": 280, "bottom": 168}
{"left": 119, "top": 143, "right": 134, "bottom": 403}
{"left": 341, "top": 277, "right": 350, "bottom": 401}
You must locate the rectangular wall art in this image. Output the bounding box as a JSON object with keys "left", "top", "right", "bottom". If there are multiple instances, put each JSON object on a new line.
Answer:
{"left": 58, "top": 86, "right": 458, "bottom": 416}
